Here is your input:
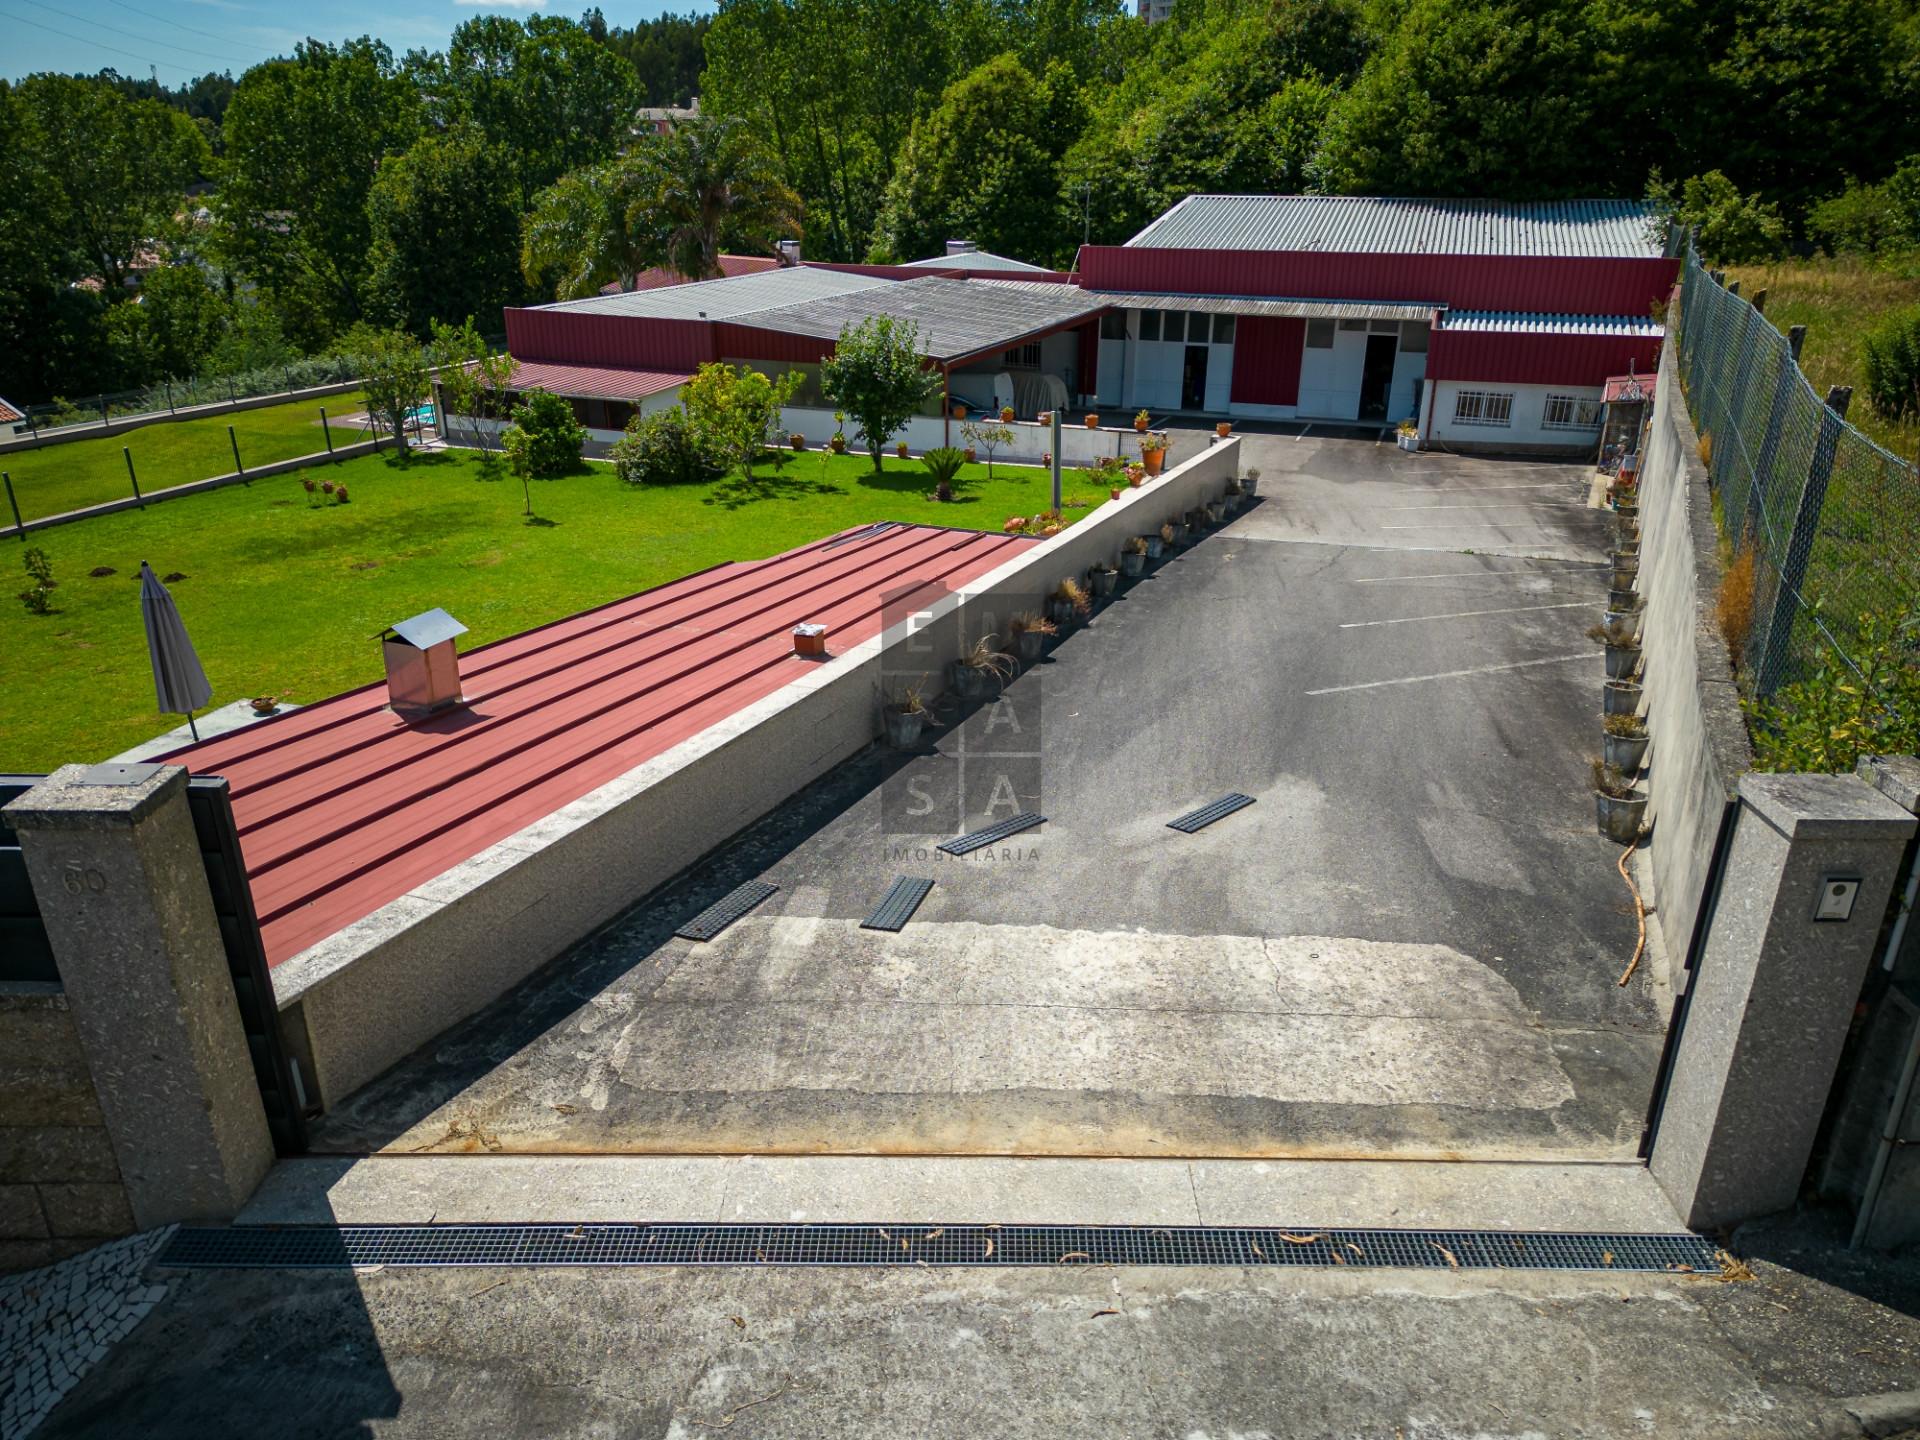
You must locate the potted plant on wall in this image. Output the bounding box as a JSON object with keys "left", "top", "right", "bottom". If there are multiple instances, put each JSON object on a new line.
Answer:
{"left": 1008, "top": 611, "right": 1056, "bottom": 663}
{"left": 1049, "top": 577, "right": 1090, "bottom": 627}
{"left": 1085, "top": 413, "right": 1100, "bottom": 429}
{"left": 1001, "top": 404, "right": 1015, "bottom": 423}
{"left": 1121, "top": 536, "right": 1149, "bottom": 577}
{"left": 1126, "top": 463, "right": 1146, "bottom": 488}
{"left": 1592, "top": 757, "right": 1647, "bottom": 842}
{"left": 1140, "top": 432, "right": 1169, "bottom": 476}
{"left": 949, "top": 634, "right": 1014, "bottom": 698}
{"left": 1610, "top": 547, "right": 1640, "bottom": 590}
{"left": 1588, "top": 620, "right": 1642, "bottom": 680}
{"left": 1215, "top": 420, "right": 1231, "bottom": 438}
{"left": 1605, "top": 592, "right": 1644, "bottom": 640}
{"left": 1603, "top": 712, "right": 1650, "bottom": 773}
{"left": 830, "top": 412, "right": 847, "bottom": 454}
{"left": 952, "top": 401, "right": 968, "bottom": 420}
{"left": 884, "top": 683, "right": 929, "bottom": 749}
{"left": 1134, "top": 409, "right": 1150, "bottom": 433}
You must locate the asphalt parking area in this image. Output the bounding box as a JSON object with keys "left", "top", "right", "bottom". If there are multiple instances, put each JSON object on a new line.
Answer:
{"left": 312, "top": 432, "right": 1664, "bottom": 1162}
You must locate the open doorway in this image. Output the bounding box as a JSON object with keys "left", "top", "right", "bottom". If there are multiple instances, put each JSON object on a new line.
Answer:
{"left": 1358, "top": 334, "right": 1398, "bottom": 421}
{"left": 1182, "top": 345, "right": 1209, "bottom": 412}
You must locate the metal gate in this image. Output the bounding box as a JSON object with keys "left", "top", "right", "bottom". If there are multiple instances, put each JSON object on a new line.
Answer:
{"left": 0, "top": 773, "right": 305, "bottom": 1154}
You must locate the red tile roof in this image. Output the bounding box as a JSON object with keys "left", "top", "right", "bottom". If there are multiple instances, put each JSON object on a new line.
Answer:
{"left": 162, "top": 523, "right": 1033, "bottom": 966}
{"left": 0, "top": 397, "right": 22, "bottom": 424}
{"left": 503, "top": 360, "right": 690, "bottom": 401}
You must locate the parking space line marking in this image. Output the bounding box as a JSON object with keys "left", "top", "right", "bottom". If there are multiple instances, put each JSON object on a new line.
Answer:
{"left": 1384, "top": 502, "right": 1562, "bottom": 511}
{"left": 1377, "top": 522, "right": 1553, "bottom": 530}
{"left": 1352, "top": 567, "right": 1600, "bottom": 583}
{"left": 1339, "top": 601, "right": 1589, "bottom": 629}
{"left": 1305, "top": 652, "right": 1590, "bottom": 695}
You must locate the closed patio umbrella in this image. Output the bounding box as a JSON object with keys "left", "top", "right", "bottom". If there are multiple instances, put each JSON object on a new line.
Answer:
{"left": 139, "top": 560, "right": 212, "bottom": 740}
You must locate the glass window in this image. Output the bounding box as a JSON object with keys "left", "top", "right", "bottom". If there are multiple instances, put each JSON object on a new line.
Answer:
{"left": 1369, "top": 319, "right": 1400, "bottom": 334}
{"left": 1139, "top": 310, "right": 1160, "bottom": 342}
{"left": 1305, "top": 319, "right": 1335, "bottom": 348}
{"left": 1162, "top": 311, "right": 1186, "bottom": 342}
{"left": 1543, "top": 394, "right": 1604, "bottom": 430}
{"left": 1101, "top": 311, "right": 1127, "bottom": 340}
{"left": 1212, "top": 314, "right": 1236, "bottom": 344}
{"left": 1399, "top": 321, "right": 1430, "bottom": 353}
{"left": 1452, "top": 390, "right": 1514, "bottom": 427}
{"left": 1338, "top": 318, "right": 1368, "bottom": 332}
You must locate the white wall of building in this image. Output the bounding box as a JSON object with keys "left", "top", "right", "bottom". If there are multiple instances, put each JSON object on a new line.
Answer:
{"left": 1425, "top": 380, "right": 1606, "bottom": 450}
{"left": 1118, "top": 308, "right": 1236, "bottom": 415}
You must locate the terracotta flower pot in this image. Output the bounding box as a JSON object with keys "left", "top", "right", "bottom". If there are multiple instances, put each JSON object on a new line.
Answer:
{"left": 1001, "top": 407, "right": 1015, "bottom": 422}
{"left": 1134, "top": 417, "right": 1149, "bottom": 432}
{"left": 1142, "top": 447, "right": 1165, "bottom": 477}
{"left": 789, "top": 433, "right": 806, "bottom": 450}
{"left": 1215, "top": 422, "right": 1231, "bottom": 438}
{"left": 952, "top": 404, "right": 967, "bottom": 419}
{"left": 1085, "top": 414, "right": 1100, "bottom": 429}
{"left": 964, "top": 446, "right": 977, "bottom": 463}
{"left": 897, "top": 442, "right": 909, "bottom": 458}
{"left": 830, "top": 436, "right": 846, "bottom": 454}
{"left": 1110, "top": 487, "right": 1122, "bottom": 501}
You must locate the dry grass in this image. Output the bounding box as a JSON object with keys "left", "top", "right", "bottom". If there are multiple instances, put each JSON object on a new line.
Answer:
{"left": 1698, "top": 430, "right": 1712, "bottom": 468}
{"left": 1728, "top": 255, "right": 1920, "bottom": 458}
{"left": 1718, "top": 547, "right": 1757, "bottom": 669}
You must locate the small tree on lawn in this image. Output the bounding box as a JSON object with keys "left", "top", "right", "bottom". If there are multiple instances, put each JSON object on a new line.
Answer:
{"left": 501, "top": 388, "right": 587, "bottom": 517}
{"left": 820, "top": 315, "right": 937, "bottom": 472}
{"left": 681, "top": 362, "right": 801, "bottom": 483}
{"left": 961, "top": 417, "right": 1014, "bottom": 478}
{"left": 351, "top": 325, "right": 431, "bottom": 453}
{"left": 431, "top": 317, "right": 516, "bottom": 462}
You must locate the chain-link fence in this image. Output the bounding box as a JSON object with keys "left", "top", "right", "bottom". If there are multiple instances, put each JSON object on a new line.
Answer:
{"left": 1675, "top": 247, "right": 1920, "bottom": 696}
{"left": 11, "top": 355, "right": 366, "bottom": 439}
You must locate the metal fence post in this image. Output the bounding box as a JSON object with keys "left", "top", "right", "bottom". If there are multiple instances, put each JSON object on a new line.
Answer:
{"left": 1756, "top": 388, "right": 1851, "bottom": 695}
{"left": 124, "top": 447, "right": 142, "bottom": 506}
{"left": 4, "top": 472, "right": 23, "bottom": 540}
{"left": 97, "top": 395, "right": 110, "bottom": 429}
{"left": 229, "top": 425, "right": 244, "bottom": 477}
{"left": 320, "top": 408, "right": 333, "bottom": 455}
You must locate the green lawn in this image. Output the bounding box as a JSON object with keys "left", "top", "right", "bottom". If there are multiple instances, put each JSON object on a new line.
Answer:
{"left": 3, "top": 390, "right": 371, "bottom": 523}
{"left": 1, "top": 446, "right": 1097, "bottom": 770}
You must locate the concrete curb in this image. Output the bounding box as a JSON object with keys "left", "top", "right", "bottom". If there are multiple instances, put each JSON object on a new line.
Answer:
{"left": 1844, "top": 1391, "right": 1920, "bottom": 1437}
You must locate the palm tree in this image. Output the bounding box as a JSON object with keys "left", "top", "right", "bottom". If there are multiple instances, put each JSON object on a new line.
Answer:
{"left": 520, "top": 162, "right": 650, "bottom": 299}
{"left": 629, "top": 116, "right": 802, "bottom": 281}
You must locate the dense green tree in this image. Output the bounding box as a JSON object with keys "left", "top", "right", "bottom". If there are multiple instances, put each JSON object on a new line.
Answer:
{"left": 1649, "top": 169, "right": 1786, "bottom": 263}
{"left": 368, "top": 127, "right": 524, "bottom": 335}
{"left": 604, "top": 10, "right": 712, "bottom": 105}
{"left": 344, "top": 324, "right": 431, "bottom": 450}
{"left": 214, "top": 40, "right": 422, "bottom": 349}
{"left": 681, "top": 362, "right": 803, "bottom": 481}
{"left": 819, "top": 316, "right": 938, "bottom": 471}
{"left": 522, "top": 162, "right": 652, "bottom": 300}
{"left": 102, "top": 264, "right": 232, "bottom": 383}
{"left": 630, "top": 116, "right": 803, "bottom": 280}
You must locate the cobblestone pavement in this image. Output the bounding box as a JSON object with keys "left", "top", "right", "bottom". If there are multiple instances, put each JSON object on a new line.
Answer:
{"left": 1, "top": 1230, "right": 172, "bottom": 1440}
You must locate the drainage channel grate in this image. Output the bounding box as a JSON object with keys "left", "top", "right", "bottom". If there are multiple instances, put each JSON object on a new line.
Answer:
{"left": 674, "top": 881, "right": 778, "bottom": 942}
{"left": 1168, "top": 793, "right": 1256, "bottom": 833}
{"left": 155, "top": 1223, "right": 1719, "bottom": 1274}
{"left": 938, "top": 812, "right": 1045, "bottom": 856}
{"left": 861, "top": 877, "right": 934, "bottom": 932}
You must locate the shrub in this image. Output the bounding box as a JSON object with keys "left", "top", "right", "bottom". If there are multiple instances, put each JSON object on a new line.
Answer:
{"left": 501, "top": 388, "right": 587, "bottom": 479}
{"left": 1649, "top": 170, "right": 1786, "bottom": 263}
{"left": 1717, "top": 548, "right": 1756, "bottom": 669}
{"left": 17, "top": 547, "right": 55, "bottom": 615}
{"left": 610, "top": 409, "right": 725, "bottom": 487}
{"left": 820, "top": 315, "right": 938, "bottom": 472}
{"left": 1745, "top": 608, "right": 1920, "bottom": 773}
{"left": 1862, "top": 304, "right": 1920, "bottom": 424}
{"left": 920, "top": 446, "right": 967, "bottom": 495}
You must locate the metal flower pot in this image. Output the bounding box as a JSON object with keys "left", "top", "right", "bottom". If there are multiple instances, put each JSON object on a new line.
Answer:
{"left": 1241, "top": 475, "right": 1259, "bottom": 496}
{"left": 1604, "top": 732, "right": 1650, "bottom": 773}
{"left": 948, "top": 661, "right": 992, "bottom": 698}
{"left": 884, "top": 708, "right": 925, "bottom": 749}
{"left": 1015, "top": 630, "right": 1045, "bottom": 662}
{"left": 1048, "top": 599, "right": 1075, "bottom": 627}
{"left": 1605, "top": 607, "right": 1642, "bottom": 639}
{"left": 1206, "top": 501, "right": 1226, "bottom": 523}
{"left": 1169, "top": 523, "right": 1189, "bottom": 545}
{"left": 1604, "top": 680, "right": 1643, "bottom": 716}
{"left": 1145, "top": 536, "right": 1164, "bottom": 558}
{"left": 1121, "top": 551, "right": 1146, "bottom": 577}
{"left": 1607, "top": 587, "right": 1638, "bottom": 611}
{"left": 1091, "top": 568, "right": 1118, "bottom": 597}
{"left": 1595, "top": 790, "right": 1647, "bottom": 843}
{"left": 1604, "top": 644, "right": 1641, "bottom": 680}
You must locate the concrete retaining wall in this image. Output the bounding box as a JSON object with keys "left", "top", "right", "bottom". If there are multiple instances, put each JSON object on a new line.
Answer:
{"left": 13, "top": 436, "right": 390, "bottom": 536}
{"left": 274, "top": 440, "right": 1243, "bottom": 1107}
{"left": 0, "top": 984, "right": 134, "bottom": 1273}
{"left": 1637, "top": 340, "right": 1753, "bottom": 961}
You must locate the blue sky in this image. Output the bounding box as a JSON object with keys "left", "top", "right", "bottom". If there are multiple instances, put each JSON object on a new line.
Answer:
{"left": 2, "top": 0, "right": 716, "bottom": 88}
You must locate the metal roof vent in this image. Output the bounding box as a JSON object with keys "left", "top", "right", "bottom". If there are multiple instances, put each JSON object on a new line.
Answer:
{"left": 945, "top": 239, "right": 978, "bottom": 256}
{"left": 777, "top": 239, "right": 802, "bottom": 266}
{"left": 377, "top": 607, "right": 468, "bottom": 719}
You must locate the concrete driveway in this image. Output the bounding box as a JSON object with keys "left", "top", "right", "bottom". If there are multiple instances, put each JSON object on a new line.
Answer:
{"left": 312, "top": 431, "right": 1664, "bottom": 1162}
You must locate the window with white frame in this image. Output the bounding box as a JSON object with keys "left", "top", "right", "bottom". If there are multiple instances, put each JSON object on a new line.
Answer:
{"left": 1003, "top": 341, "right": 1042, "bottom": 368}
{"left": 1542, "top": 393, "right": 1604, "bottom": 430}
{"left": 1452, "top": 390, "right": 1514, "bottom": 427}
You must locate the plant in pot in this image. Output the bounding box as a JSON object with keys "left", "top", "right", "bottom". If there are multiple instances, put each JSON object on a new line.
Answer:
{"left": 1085, "top": 413, "right": 1100, "bottom": 429}
{"left": 1008, "top": 610, "right": 1057, "bottom": 662}
{"left": 897, "top": 440, "right": 910, "bottom": 459}
{"left": 1205, "top": 495, "right": 1227, "bottom": 523}
{"left": 1603, "top": 712, "right": 1650, "bottom": 773}
{"left": 1000, "top": 404, "right": 1015, "bottom": 423}
{"left": 1605, "top": 593, "right": 1644, "bottom": 637}
{"left": 1224, "top": 478, "right": 1244, "bottom": 511}
{"left": 789, "top": 431, "right": 807, "bottom": 451}
{"left": 1049, "top": 577, "right": 1091, "bottom": 626}
{"left": 1603, "top": 676, "right": 1643, "bottom": 716}
{"left": 1588, "top": 619, "right": 1642, "bottom": 680}
{"left": 884, "top": 683, "right": 929, "bottom": 749}
{"left": 1165, "top": 517, "right": 1187, "bottom": 547}
{"left": 1140, "top": 432, "right": 1169, "bottom": 477}
{"left": 830, "top": 412, "right": 847, "bottom": 454}
{"left": 249, "top": 694, "right": 280, "bottom": 717}
{"left": 1607, "top": 584, "right": 1639, "bottom": 611}
{"left": 1134, "top": 409, "right": 1151, "bottom": 433}
{"left": 1125, "top": 463, "right": 1146, "bottom": 488}
{"left": 1591, "top": 757, "right": 1647, "bottom": 843}
{"left": 1610, "top": 550, "right": 1640, "bottom": 590}
{"left": 1121, "top": 535, "right": 1148, "bottom": 576}
{"left": 1146, "top": 528, "right": 1166, "bottom": 559}
{"left": 952, "top": 401, "right": 968, "bottom": 420}
{"left": 1241, "top": 467, "right": 1261, "bottom": 497}
{"left": 964, "top": 445, "right": 977, "bottom": 463}
{"left": 1089, "top": 561, "right": 1119, "bottom": 597}
{"left": 949, "top": 633, "right": 1014, "bottom": 698}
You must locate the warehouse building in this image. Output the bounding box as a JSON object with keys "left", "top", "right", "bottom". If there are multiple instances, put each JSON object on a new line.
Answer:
{"left": 484, "top": 196, "right": 1678, "bottom": 455}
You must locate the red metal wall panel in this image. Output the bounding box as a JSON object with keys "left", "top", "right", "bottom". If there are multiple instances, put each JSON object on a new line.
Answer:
{"left": 710, "top": 323, "right": 837, "bottom": 364}
{"left": 1229, "top": 317, "right": 1304, "bottom": 406}
{"left": 1074, "top": 247, "right": 1678, "bottom": 316}
{"left": 504, "top": 309, "right": 716, "bottom": 370}
{"left": 1426, "top": 330, "right": 1664, "bottom": 387}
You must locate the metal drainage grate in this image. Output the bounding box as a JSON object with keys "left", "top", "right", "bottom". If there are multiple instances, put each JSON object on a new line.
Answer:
{"left": 1167, "top": 793, "right": 1256, "bottom": 834}
{"left": 938, "top": 812, "right": 1046, "bottom": 856}
{"left": 861, "top": 877, "right": 934, "bottom": 932}
{"left": 674, "top": 881, "right": 779, "bottom": 942}
{"left": 155, "top": 1223, "right": 1720, "bottom": 1274}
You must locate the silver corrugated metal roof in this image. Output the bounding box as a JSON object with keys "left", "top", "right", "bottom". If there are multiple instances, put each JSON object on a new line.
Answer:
{"left": 1126, "top": 195, "right": 1667, "bottom": 258}
{"left": 1088, "top": 291, "right": 1437, "bottom": 321}
{"left": 899, "top": 250, "right": 1049, "bottom": 273}
{"left": 539, "top": 266, "right": 892, "bottom": 321}
{"left": 737, "top": 278, "right": 1108, "bottom": 362}
{"left": 1439, "top": 311, "right": 1665, "bottom": 336}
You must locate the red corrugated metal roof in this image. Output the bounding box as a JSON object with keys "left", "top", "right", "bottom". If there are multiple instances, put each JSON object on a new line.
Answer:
{"left": 161, "top": 524, "right": 1033, "bottom": 966}
{"left": 503, "top": 360, "right": 690, "bottom": 401}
